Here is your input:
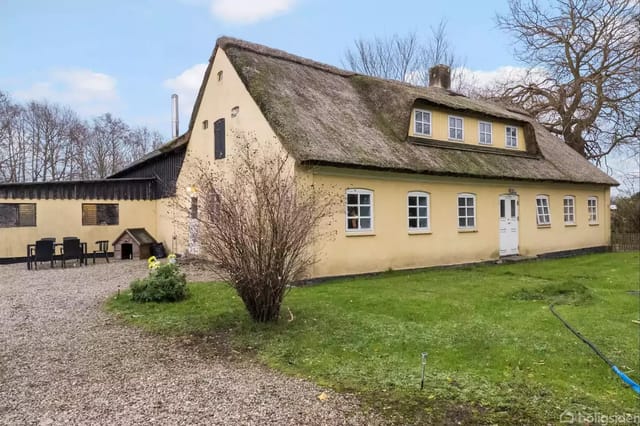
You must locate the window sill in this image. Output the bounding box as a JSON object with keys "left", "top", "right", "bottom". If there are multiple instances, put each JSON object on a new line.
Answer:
{"left": 458, "top": 228, "right": 478, "bottom": 233}
{"left": 414, "top": 132, "right": 432, "bottom": 138}
{"left": 408, "top": 230, "right": 432, "bottom": 235}
{"left": 346, "top": 231, "right": 376, "bottom": 237}
{"left": 505, "top": 145, "right": 519, "bottom": 150}
{"left": 564, "top": 223, "right": 577, "bottom": 227}
{"left": 448, "top": 138, "right": 464, "bottom": 143}
{"left": 589, "top": 223, "right": 600, "bottom": 226}
{"left": 537, "top": 224, "right": 551, "bottom": 228}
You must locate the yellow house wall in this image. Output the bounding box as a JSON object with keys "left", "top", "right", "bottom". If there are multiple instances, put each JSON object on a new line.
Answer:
{"left": 307, "top": 167, "right": 610, "bottom": 278}
{"left": 171, "top": 47, "right": 293, "bottom": 255}
{"left": 409, "top": 107, "right": 526, "bottom": 151}
{"left": 0, "top": 199, "right": 157, "bottom": 258}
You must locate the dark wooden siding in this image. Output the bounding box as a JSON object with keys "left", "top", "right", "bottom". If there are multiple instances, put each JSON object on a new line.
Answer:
{"left": 0, "top": 178, "right": 157, "bottom": 200}
{"left": 109, "top": 147, "right": 186, "bottom": 197}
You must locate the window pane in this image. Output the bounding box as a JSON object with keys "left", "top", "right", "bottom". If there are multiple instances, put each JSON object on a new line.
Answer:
{"left": 459, "top": 217, "right": 466, "bottom": 227}
{"left": 360, "top": 218, "right": 371, "bottom": 229}
{"left": 418, "top": 207, "right": 427, "bottom": 217}
{"left": 416, "top": 123, "right": 423, "bottom": 134}
{"left": 409, "top": 218, "right": 417, "bottom": 228}
{"left": 500, "top": 200, "right": 505, "bottom": 218}
{"left": 347, "top": 206, "right": 358, "bottom": 217}
{"left": 467, "top": 197, "right": 474, "bottom": 206}
{"left": 468, "top": 218, "right": 475, "bottom": 227}
{"left": 347, "top": 218, "right": 358, "bottom": 229}
{"left": 408, "top": 207, "right": 417, "bottom": 217}
{"left": 458, "top": 198, "right": 465, "bottom": 207}
{"left": 0, "top": 204, "right": 18, "bottom": 227}
{"left": 459, "top": 207, "right": 466, "bottom": 216}
{"left": 418, "top": 196, "right": 427, "bottom": 206}
{"left": 347, "top": 194, "right": 358, "bottom": 204}
{"left": 418, "top": 218, "right": 428, "bottom": 228}
{"left": 408, "top": 196, "right": 417, "bottom": 206}
{"left": 359, "top": 194, "right": 370, "bottom": 204}
{"left": 510, "top": 200, "right": 516, "bottom": 217}
{"left": 360, "top": 206, "right": 370, "bottom": 217}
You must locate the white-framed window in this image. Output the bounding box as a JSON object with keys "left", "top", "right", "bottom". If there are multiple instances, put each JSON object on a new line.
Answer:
{"left": 536, "top": 195, "right": 551, "bottom": 225}
{"left": 563, "top": 196, "right": 575, "bottom": 225}
{"left": 414, "top": 109, "right": 432, "bottom": 136}
{"left": 506, "top": 126, "right": 518, "bottom": 148}
{"left": 457, "top": 193, "right": 476, "bottom": 229}
{"left": 479, "top": 121, "right": 492, "bottom": 145}
{"left": 449, "top": 116, "right": 464, "bottom": 140}
{"left": 346, "top": 189, "right": 373, "bottom": 232}
{"left": 408, "top": 191, "right": 430, "bottom": 231}
{"left": 587, "top": 196, "right": 598, "bottom": 224}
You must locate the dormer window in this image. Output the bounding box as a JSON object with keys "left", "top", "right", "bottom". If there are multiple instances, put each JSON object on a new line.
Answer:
{"left": 449, "top": 116, "right": 464, "bottom": 141}
{"left": 414, "top": 109, "right": 432, "bottom": 136}
{"left": 506, "top": 126, "right": 518, "bottom": 148}
{"left": 479, "top": 122, "right": 492, "bottom": 145}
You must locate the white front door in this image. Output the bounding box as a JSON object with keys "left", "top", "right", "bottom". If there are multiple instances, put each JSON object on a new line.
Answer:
{"left": 499, "top": 195, "right": 519, "bottom": 256}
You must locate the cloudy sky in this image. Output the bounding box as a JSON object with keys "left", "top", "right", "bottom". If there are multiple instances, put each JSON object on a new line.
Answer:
{"left": 1, "top": 0, "right": 517, "bottom": 133}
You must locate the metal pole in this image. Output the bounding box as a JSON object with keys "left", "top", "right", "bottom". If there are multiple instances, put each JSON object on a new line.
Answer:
{"left": 420, "top": 352, "right": 428, "bottom": 390}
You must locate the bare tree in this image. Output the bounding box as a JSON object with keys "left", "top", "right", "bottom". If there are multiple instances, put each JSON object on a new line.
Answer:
{"left": 196, "top": 137, "right": 335, "bottom": 322}
{"left": 494, "top": 0, "right": 639, "bottom": 161}
{"left": 343, "top": 20, "right": 466, "bottom": 90}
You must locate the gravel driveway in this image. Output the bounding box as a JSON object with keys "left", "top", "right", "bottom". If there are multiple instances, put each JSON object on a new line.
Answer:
{"left": 0, "top": 261, "right": 379, "bottom": 425}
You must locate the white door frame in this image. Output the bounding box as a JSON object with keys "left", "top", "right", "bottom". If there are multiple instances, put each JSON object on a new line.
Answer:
{"left": 499, "top": 194, "right": 519, "bottom": 256}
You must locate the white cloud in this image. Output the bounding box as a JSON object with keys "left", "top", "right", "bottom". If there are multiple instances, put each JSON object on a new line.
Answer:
{"left": 14, "top": 69, "right": 119, "bottom": 115}
{"left": 163, "top": 63, "right": 208, "bottom": 130}
{"left": 209, "top": 0, "right": 297, "bottom": 24}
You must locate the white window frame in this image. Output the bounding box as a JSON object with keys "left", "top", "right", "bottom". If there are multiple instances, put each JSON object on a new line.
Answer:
{"left": 449, "top": 115, "right": 464, "bottom": 141}
{"left": 346, "top": 189, "right": 374, "bottom": 232}
{"left": 407, "top": 191, "right": 430, "bottom": 232}
{"left": 478, "top": 121, "right": 492, "bottom": 145}
{"left": 457, "top": 193, "right": 476, "bottom": 230}
{"left": 414, "top": 109, "right": 432, "bottom": 137}
{"left": 536, "top": 195, "right": 551, "bottom": 226}
{"left": 587, "top": 196, "right": 598, "bottom": 224}
{"left": 563, "top": 196, "right": 575, "bottom": 225}
{"left": 506, "top": 126, "right": 518, "bottom": 148}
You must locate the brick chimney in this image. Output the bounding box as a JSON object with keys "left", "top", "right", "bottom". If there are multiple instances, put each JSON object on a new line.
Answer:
{"left": 429, "top": 64, "right": 451, "bottom": 89}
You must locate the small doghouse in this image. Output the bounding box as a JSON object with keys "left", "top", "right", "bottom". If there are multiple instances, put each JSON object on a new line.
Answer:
{"left": 112, "top": 228, "right": 157, "bottom": 260}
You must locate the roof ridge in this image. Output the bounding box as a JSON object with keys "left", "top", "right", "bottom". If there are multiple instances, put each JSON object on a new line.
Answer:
{"left": 217, "top": 36, "right": 355, "bottom": 78}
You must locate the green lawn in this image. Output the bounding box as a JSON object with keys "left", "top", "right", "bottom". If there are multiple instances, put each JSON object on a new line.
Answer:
{"left": 106, "top": 252, "right": 640, "bottom": 424}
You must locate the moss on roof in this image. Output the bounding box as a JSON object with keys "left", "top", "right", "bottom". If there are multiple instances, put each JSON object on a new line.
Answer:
{"left": 213, "top": 37, "right": 617, "bottom": 186}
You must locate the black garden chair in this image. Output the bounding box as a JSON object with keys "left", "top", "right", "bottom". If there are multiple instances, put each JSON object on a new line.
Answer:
{"left": 31, "top": 239, "right": 55, "bottom": 270}
{"left": 92, "top": 240, "right": 109, "bottom": 264}
{"left": 62, "top": 238, "right": 84, "bottom": 268}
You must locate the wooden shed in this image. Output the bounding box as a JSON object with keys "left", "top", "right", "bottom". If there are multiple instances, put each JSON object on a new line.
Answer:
{"left": 112, "top": 228, "right": 157, "bottom": 260}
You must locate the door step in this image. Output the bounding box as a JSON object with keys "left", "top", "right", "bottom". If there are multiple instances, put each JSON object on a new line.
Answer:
{"left": 496, "top": 255, "right": 538, "bottom": 264}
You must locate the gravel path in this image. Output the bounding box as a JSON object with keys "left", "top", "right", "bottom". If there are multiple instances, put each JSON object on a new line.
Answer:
{"left": 0, "top": 260, "right": 379, "bottom": 425}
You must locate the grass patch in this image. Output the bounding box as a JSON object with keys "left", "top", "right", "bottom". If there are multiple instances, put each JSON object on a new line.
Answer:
{"left": 106, "top": 252, "right": 640, "bottom": 424}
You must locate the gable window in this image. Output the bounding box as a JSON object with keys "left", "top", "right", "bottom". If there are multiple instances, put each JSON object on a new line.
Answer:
{"left": 535, "top": 195, "right": 551, "bottom": 226}
{"left": 587, "top": 197, "right": 598, "bottom": 224}
{"left": 506, "top": 126, "right": 518, "bottom": 148}
{"left": 563, "top": 196, "right": 575, "bottom": 225}
{"left": 414, "top": 109, "right": 431, "bottom": 136}
{"left": 82, "top": 203, "right": 119, "bottom": 226}
{"left": 449, "top": 116, "right": 464, "bottom": 140}
{"left": 457, "top": 193, "right": 476, "bottom": 229}
{"left": 408, "top": 192, "right": 430, "bottom": 231}
{"left": 0, "top": 203, "right": 36, "bottom": 227}
{"left": 479, "top": 121, "right": 492, "bottom": 145}
{"left": 346, "top": 189, "right": 373, "bottom": 232}
{"left": 214, "top": 118, "right": 225, "bottom": 159}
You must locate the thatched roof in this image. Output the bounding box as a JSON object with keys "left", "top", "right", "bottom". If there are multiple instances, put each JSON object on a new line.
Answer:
{"left": 209, "top": 37, "right": 616, "bottom": 186}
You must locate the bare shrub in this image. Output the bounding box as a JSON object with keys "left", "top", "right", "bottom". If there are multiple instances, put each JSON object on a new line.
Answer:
{"left": 196, "top": 137, "right": 335, "bottom": 322}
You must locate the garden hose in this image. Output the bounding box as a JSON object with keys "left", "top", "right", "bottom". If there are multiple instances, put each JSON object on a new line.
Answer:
{"left": 549, "top": 303, "right": 640, "bottom": 394}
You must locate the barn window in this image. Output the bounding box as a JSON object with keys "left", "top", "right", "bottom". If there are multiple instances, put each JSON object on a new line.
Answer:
{"left": 82, "top": 203, "right": 119, "bottom": 226}
{"left": 346, "top": 189, "right": 373, "bottom": 232}
{"left": 0, "top": 203, "right": 36, "bottom": 227}
{"left": 535, "top": 195, "right": 551, "bottom": 226}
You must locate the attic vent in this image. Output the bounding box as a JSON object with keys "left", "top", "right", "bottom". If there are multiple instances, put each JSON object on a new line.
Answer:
{"left": 429, "top": 64, "right": 451, "bottom": 90}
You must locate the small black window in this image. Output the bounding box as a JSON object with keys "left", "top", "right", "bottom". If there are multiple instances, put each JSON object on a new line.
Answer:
{"left": 214, "top": 118, "right": 225, "bottom": 159}
{"left": 202, "top": 120, "right": 209, "bottom": 130}
{"left": 0, "top": 203, "right": 36, "bottom": 227}
{"left": 82, "top": 203, "right": 119, "bottom": 225}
